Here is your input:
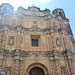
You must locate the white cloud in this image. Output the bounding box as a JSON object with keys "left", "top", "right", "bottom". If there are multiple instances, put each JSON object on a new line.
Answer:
{"left": 0, "top": 0, "right": 33, "bottom": 10}
{"left": 0, "top": 0, "right": 52, "bottom": 10}
{"left": 39, "top": 0, "right": 52, "bottom": 3}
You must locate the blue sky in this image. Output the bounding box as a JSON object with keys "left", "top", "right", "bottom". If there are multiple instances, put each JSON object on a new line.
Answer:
{"left": 0, "top": 0, "right": 75, "bottom": 39}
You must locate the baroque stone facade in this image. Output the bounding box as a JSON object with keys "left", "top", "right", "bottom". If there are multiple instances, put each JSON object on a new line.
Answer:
{"left": 0, "top": 3, "right": 75, "bottom": 75}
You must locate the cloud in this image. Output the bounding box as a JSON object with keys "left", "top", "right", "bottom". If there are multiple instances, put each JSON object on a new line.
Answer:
{"left": 39, "top": 0, "right": 52, "bottom": 3}
{"left": 0, "top": 0, "right": 52, "bottom": 10}
{"left": 9, "top": 0, "right": 33, "bottom": 10}
{"left": 0, "top": 0, "right": 33, "bottom": 10}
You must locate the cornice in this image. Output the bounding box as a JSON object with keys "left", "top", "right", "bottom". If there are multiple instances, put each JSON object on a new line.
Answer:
{"left": 0, "top": 49, "right": 71, "bottom": 56}
{"left": 0, "top": 25, "right": 66, "bottom": 34}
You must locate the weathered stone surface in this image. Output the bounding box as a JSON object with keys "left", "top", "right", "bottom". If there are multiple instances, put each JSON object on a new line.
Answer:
{"left": 0, "top": 3, "right": 74, "bottom": 75}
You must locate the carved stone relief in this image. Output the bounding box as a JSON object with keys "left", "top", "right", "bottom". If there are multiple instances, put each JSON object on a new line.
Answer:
{"left": 7, "top": 45, "right": 15, "bottom": 51}
{"left": 25, "top": 35, "right": 30, "bottom": 42}
{"left": 60, "top": 60, "right": 65, "bottom": 66}
{"left": 6, "top": 60, "right": 12, "bottom": 67}
{"left": 41, "top": 36, "right": 45, "bottom": 42}
{"left": 33, "top": 21, "right": 37, "bottom": 26}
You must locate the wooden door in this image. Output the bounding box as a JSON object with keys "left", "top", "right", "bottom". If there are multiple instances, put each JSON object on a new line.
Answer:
{"left": 29, "top": 67, "right": 45, "bottom": 75}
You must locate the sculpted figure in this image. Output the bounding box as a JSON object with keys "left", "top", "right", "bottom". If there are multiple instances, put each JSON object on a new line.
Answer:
{"left": 9, "top": 37, "right": 14, "bottom": 45}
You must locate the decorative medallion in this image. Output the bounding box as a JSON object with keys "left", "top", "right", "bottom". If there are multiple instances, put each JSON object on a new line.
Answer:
{"left": 25, "top": 35, "right": 30, "bottom": 41}
{"left": 60, "top": 60, "right": 64, "bottom": 66}
{"left": 41, "top": 36, "right": 45, "bottom": 42}
{"left": 6, "top": 60, "right": 12, "bottom": 67}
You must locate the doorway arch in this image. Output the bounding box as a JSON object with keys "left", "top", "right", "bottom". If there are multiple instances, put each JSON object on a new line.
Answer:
{"left": 29, "top": 67, "right": 45, "bottom": 75}
{"left": 26, "top": 63, "right": 49, "bottom": 75}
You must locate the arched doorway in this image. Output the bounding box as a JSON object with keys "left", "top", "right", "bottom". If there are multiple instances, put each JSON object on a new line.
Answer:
{"left": 26, "top": 63, "right": 49, "bottom": 75}
{"left": 29, "top": 67, "right": 45, "bottom": 75}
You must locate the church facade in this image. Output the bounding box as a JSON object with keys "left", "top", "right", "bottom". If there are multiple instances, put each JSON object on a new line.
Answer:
{"left": 0, "top": 3, "right": 75, "bottom": 75}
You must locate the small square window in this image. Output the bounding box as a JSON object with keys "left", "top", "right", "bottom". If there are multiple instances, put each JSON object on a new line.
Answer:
{"left": 31, "top": 39, "right": 38, "bottom": 46}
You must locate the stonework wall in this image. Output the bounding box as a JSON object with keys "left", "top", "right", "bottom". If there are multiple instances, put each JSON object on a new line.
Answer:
{"left": 0, "top": 3, "right": 74, "bottom": 75}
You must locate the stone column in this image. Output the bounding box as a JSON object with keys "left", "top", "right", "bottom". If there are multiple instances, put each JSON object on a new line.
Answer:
{"left": 50, "top": 29, "right": 56, "bottom": 50}
{"left": 72, "top": 59, "right": 75, "bottom": 75}
{"left": 20, "top": 60, "right": 24, "bottom": 75}
{"left": 16, "top": 30, "right": 21, "bottom": 49}
{"left": 0, "top": 33, "right": 2, "bottom": 48}
{"left": 51, "top": 60, "right": 56, "bottom": 75}
{"left": 1, "top": 31, "right": 6, "bottom": 49}
{"left": 0, "top": 50, "right": 4, "bottom": 70}
{"left": 14, "top": 60, "right": 20, "bottom": 75}
{"left": 62, "top": 30, "right": 71, "bottom": 50}
{"left": 71, "top": 53, "right": 75, "bottom": 75}
{"left": 55, "top": 60, "right": 61, "bottom": 75}
{"left": 67, "top": 51, "right": 72, "bottom": 75}
{"left": 54, "top": 51, "right": 61, "bottom": 75}
{"left": 0, "top": 60, "right": 3, "bottom": 69}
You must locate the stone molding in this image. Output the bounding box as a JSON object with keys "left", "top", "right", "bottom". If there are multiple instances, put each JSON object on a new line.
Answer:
{"left": 0, "top": 49, "right": 72, "bottom": 61}
{"left": 0, "top": 25, "right": 66, "bottom": 34}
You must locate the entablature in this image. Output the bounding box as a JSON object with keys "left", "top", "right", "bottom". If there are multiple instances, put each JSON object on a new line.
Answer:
{"left": 0, "top": 25, "right": 67, "bottom": 34}
{"left": 0, "top": 49, "right": 72, "bottom": 60}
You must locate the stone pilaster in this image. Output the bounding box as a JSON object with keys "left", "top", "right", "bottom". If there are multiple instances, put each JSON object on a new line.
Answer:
{"left": 51, "top": 60, "right": 56, "bottom": 75}
{"left": 72, "top": 59, "right": 75, "bottom": 75}
{"left": 61, "top": 30, "right": 70, "bottom": 50}
{"left": 1, "top": 31, "right": 6, "bottom": 49}
{"left": 67, "top": 51, "right": 72, "bottom": 73}
{"left": 14, "top": 60, "right": 20, "bottom": 75}
{"left": 72, "top": 53, "right": 75, "bottom": 75}
{"left": 54, "top": 51, "right": 61, "bottom": 75}
{"left": 16, "top": 30, "right": 21, "bottom": 49}
{"left": 55, "top": 60, "right": 61, "bottom": 75}
{"left": 50, "top": 29, "right": 55, "bottom": 50}
{"left": 20, "top": 60, "right": 24, "bottom": 75}
{"left": 0, "top": 60, "right": 3, "bottom": 69}
{"left": 0, "top": 33, "right": 2, "bottom": 48}
{"left": 0, "top": 49, "right": 4, "bottom": 69}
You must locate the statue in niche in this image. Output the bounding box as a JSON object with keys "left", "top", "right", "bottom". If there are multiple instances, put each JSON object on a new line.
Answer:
{"left": 9, "top": 37, "right": 14, "bottom": 45}
{"left": 56, "top": 39, "right": 60, "bottom": 45}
